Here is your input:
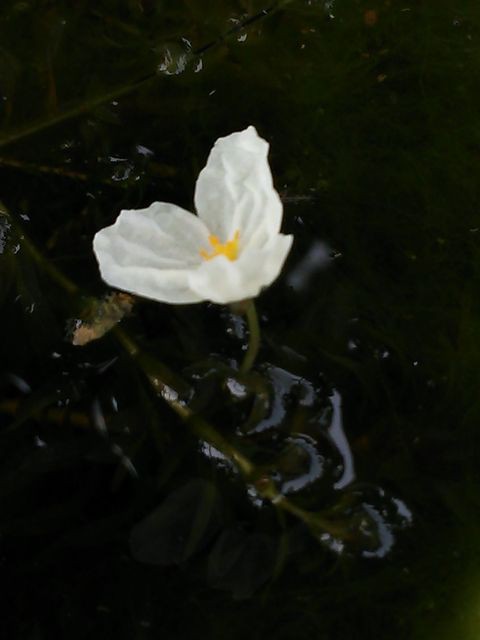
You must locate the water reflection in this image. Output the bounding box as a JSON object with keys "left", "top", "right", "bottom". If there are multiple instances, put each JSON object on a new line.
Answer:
{"left": 91, "top": 396, "right": 108, "bottom": 436}
{"left": 287, "top": 240, "right": 334, "bottom": 292}
{"left": 246, "top": 365, "right": 317, "bottom": 434}
{"left": 277, "top": 434, "right": 324, "bottom": 495}
{"left": 194, "top": 352, "right": 412, "bottom": 559}
{"left": 5, "top": 372, "right": 31, "bottom": 394}
{"left": 157, "top": 42, "right": 191, "bottom": 76}
{"left": 200, "top": 441, "right": 231, "bottom": 469}
{"left": 111, "top": 443, "right": 138, "bottom": 479}
{"left": 360, "top": 490, "right": 413, "bottom": 558}
{"left": 0, "top": 215, "right": 11, "bottom": 253}
{"left": 328, "top": 389, "right": 355, "bottom": 489}
{"left": 361, "top": 503, "right": 395, "bottom": 558}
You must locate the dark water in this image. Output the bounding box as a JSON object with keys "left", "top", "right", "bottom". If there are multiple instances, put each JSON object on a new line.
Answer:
{"left": 1, "top": 1, "right": 480, "bottom": 638}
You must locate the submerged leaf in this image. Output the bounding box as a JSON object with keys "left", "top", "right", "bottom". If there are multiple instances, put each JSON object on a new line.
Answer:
{"left": 207, "top": 528, "right": 276, "bottom": 599}
{"left": 129, "top": 478, "right": 221, "bottom": 566}
{"left": 70, "top": 292, "right": 134, "bottom": 346}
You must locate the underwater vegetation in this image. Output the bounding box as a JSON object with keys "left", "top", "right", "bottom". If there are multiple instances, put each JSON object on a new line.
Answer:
{"left": 1, "top": 1, "right": 480, "bottom": 639}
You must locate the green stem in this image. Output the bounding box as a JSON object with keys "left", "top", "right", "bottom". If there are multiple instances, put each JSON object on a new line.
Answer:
{"left": 0, "top": 201, "right": 78, "bottom": 295}
{"left": 0, "top": 77, "right": 152, "bottom": 149}
{"left": 21, "top": 231, "right": 79, "bottom": 295}
{"left": 116, "top": 328, "right": 348, "bottom": 541}
{"left": 240, "top": 299, "right": 261, "bottom": 373}
{"left": 8, "top": 220, "right": 351, "bottom": 545}
{"left": 114, "top": 327, "right": 254, "bottom": 476}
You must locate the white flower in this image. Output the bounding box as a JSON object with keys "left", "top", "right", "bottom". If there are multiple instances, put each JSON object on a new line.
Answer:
{"left": 93, "top": 126, "right": 293, "bottom": 305}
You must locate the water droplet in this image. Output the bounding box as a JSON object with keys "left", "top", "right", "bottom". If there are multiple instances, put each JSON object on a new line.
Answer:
{"left": 157, "top": 47, "right": 188, "bottom": 75}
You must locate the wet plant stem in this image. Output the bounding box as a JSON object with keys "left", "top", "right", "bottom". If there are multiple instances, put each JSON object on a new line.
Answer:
{"left": 114, "top": 327, "right": 254, "bottom": 476}
{"left": 117, "top": 330, "right": 352, "bottom": 541}
{"left": 12, "top": 227, "right": 351, "bottom": 545}
{"left": 0, "top": 77, "right": 153, "bottom": 149}
{"left": 20, "top": 231, "right": 79, "bottom": 295}
{"left": 0, "top": 202, "right": 78, "bottom": 295}
{"left": 240, "top": 299, "right": 261, "bottom": 373}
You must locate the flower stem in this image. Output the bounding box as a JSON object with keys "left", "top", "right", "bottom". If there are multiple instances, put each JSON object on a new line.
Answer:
{"left": 240, "top": 299, "right": 261, "bottom": 373}
{"left": 6, "top": 227, "right": 353, "bottom": 546}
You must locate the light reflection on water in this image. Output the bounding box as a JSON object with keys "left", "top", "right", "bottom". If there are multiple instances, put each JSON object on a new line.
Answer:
{"left": 328, "top": 389, "right": 355, "bottom": 489}
{"left": 247, "top": 365, "right": 316, "bottom": 434}
{"left": 278, "top": 434, "right": 324, "bottom": 495}
{"left": 287, "top": 239, "right": 335, "bottom": 292}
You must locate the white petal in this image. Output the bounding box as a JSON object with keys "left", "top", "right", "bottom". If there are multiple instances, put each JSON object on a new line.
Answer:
{"left": 194, "top": 126, "right": 283, "bottom": 250}
{"left": 93, "top": 263, "right": 202, "bottom": 303}
{"left": 93, "top": 202, "right": 209, "bottom": 303}
{"left": 188, "top": 234, "right": 293, "bottom": 304}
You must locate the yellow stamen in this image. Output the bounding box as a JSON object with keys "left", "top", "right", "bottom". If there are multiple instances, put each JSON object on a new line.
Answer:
{"left": 200, "top": 230, "right": 240, "bottom": 261}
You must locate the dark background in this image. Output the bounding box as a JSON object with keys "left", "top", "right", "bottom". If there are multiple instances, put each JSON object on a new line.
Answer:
{"left": 1, "top": 1, "right": 480, "bottom": 638}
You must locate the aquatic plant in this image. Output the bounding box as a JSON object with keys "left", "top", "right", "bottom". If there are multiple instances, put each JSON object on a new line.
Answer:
{"left": 93, "top": 126, "right": 293, "bottom": 305}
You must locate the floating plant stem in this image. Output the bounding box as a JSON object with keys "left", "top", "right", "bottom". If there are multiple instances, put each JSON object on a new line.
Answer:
{"left": 20, "top": 233, "right": 79, "bottom": 295}
{"left": 0, "top": 77, "right": 153, "bottom": 150}
{"left": 114, "top": 328, "right": 254, "bottom": 475}
{"left": 117, "top": 329, "right": 351, "bottom": 542}
{"left": 0, "top": 201, "right": 78, "bottom": 295}
{"left": 0, "top": 156, "right": 135, "bottom": 188}
{"left": 0, "top": 157, "right": 90, "bottom": 181}
{"left": 9, "top": 222, "right": 351, "bottom": 546}
{"left": 240, "top": 299, "right": 261, "bottom": 373}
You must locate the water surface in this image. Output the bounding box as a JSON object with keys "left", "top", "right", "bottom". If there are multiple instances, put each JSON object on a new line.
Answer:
{"left": 1, "top": 1, "right": 480, "bottom": 638}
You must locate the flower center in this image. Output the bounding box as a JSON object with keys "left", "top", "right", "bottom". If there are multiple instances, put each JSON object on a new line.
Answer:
{"left": 200, "top": 230, "right": 240, "bottom": 261}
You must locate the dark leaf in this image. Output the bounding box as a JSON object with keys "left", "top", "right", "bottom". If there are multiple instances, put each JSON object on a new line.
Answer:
{"left": 129, "top": 478, "right": 221, "bottom": 565}
{"left": 207, "top": 527, "right": 276, "bottom": 599}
